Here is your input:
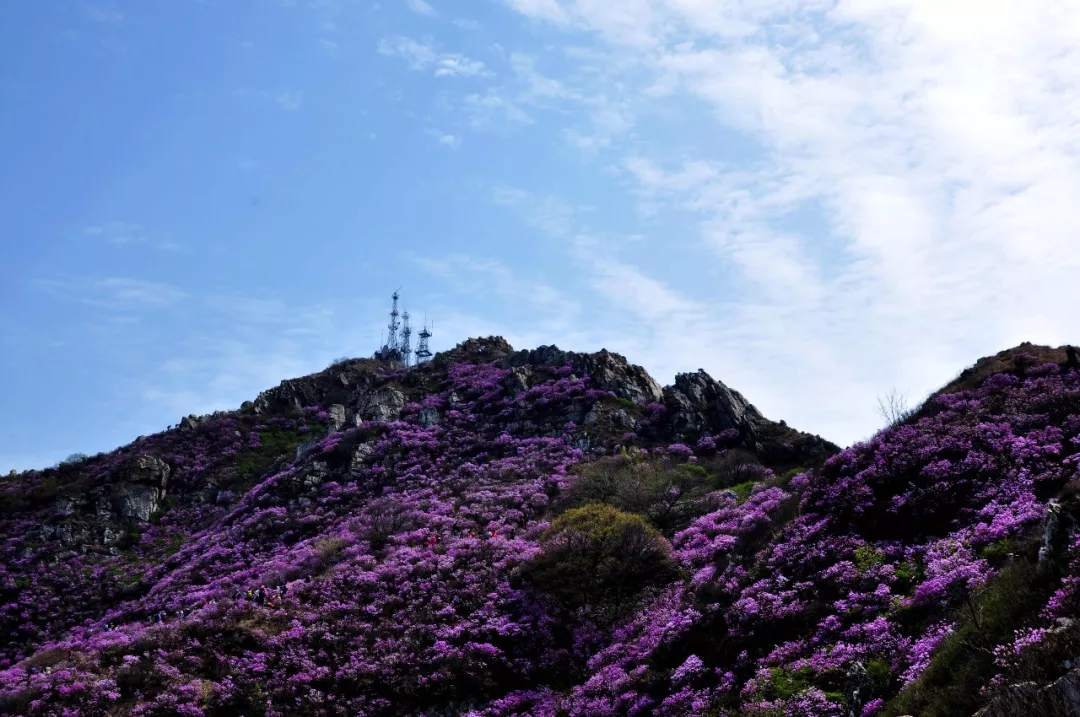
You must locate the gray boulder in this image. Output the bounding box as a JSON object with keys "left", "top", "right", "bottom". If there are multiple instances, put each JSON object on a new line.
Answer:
{"left": 327, "top": 404, "right": 347, "bottom": 432}
{"left": 975, "top": 668, "right": 1080, "bottom": 716}
{"left": 359, "top": 386, "right": 406, "bottom": 422}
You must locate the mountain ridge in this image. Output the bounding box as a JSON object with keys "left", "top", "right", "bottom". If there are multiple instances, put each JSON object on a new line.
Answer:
{"left": 2, "top": 340, "right": 1079, "bottom": 717}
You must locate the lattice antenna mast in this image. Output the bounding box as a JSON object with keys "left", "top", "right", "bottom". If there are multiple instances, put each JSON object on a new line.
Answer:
{"left": 400, "top": 309, "right": 413, "bottom": 366}
{"left": 386, "top": 289, "right": 401, "bottom": 353}
{"left": 415, "top": 313, "right": 433, "bottom": 364}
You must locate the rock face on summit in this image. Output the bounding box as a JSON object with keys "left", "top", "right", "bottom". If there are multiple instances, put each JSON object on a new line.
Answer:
{"left": 504, "top": 345, "right": 664, "bottom": 406}
{"left": 664, "top": 369, "right": 766, "bottom": 441}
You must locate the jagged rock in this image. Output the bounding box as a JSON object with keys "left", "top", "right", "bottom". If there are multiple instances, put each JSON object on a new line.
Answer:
{"left": 116, "top": 455, "right": 171, "bottom": 490}
{"left": 179, "top": 415, "right": 199, "bottom": 431}
{"left": 45, "top": 456, "right": 172, "bottom": 549}
{"left": 296, "top": 440, "right": 321, "bottom": 462}
{"left": 359, "top": 386, "right": 406, "bottom": 422}
{"left": 328, "top": 404, "right": 347, "bottom": 432}
{"left": 844, "top": 661, "right": 875, "bottom": 717}
{"left": 663, "top": 370, "right": 766, "bottom": 441}
{"left": 418, "top": 407, "right": 440, "bottom": 427}
{"left": 111, "top": 483, "right": 164, "bottom": 522}
{"left": 447, "top": 392, "right": 462, "bottom": 408}
{"left": 1040, "top": 500, "right": 1071, "bottom": 570}
{"left": 975, "top": 668, "right": 1080, "bottom": 716}
{"left": 504, "top": 346, "right": 664, "bottom": 405}
{"left": 350, "top": 443, "right": 375, "bottom": 471}
{"left": 611, "top": 408, "right": 636, "bottom": 431}
{"left": 433, "top": 336, "right": 515, "bottom": 368}
{"left": 505, "top": 367, "right": 533, "bottom": 398}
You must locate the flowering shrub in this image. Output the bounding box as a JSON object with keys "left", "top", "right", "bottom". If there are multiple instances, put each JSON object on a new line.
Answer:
{"left": 2, "top": 348, "right": 1079, "bottom": 716}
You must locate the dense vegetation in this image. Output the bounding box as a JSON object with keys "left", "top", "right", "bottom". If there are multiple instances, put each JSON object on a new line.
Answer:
{"left": 1, "top": 343, "right": 1079, "bottom": 716}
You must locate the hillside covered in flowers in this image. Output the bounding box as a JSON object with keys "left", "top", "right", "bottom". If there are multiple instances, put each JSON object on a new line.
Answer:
{"left": 2, "top": 338, "right": 1080, "bottom": 717}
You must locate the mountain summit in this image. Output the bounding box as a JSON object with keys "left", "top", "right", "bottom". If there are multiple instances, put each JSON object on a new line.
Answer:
{"left": 2, "top": 340, "right": 1079, "bottom": 717}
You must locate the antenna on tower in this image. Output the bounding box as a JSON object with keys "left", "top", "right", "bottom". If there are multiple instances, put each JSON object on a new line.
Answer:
{"left": 400, "top": 309, "right": 413, "bottom": 366}
{"left": 375, "top": 288, "right": 406, "bottom": 363}
{"left": 415, "top": 312, "right": 433, "bottom": 364}
{"left": 386, "top": 288, "right": 401, "bottom": 353}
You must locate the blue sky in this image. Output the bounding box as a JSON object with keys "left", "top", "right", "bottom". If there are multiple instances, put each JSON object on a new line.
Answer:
{"left": 3, "top": 0, "right": 1080, "bottom": 472}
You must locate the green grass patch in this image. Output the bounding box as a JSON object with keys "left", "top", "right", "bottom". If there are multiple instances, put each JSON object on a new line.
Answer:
{"left": 729, "top": 480, "right": 758, "bottom": 503}
{"left": 233, "top": 426, "right": 311, "bottom": 479}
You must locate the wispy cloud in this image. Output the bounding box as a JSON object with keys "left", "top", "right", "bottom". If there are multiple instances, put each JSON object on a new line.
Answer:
{"left": 426, "top": 128, "right": 462, "bottom": 148}
{"left": 85, "top": 222, "right": 146, "bottom": 246}
{"left": 38, "top": 276, "right": 188, "bottom": 311}
{"left": 83, "top": 222, "right": 187, "bottom": 252}
{"left": 453, "top": 18, "right": 481, "bottom": 31}
{"left": 406, "top": 0, "right": 438, "bottom": 18}
{"left": 266, "top": 90, "right": 304, "bottom": 110}
{"left": 492, "top": 185, "right": 578, "bottom": 237}
{"left": 79, "top": 1, "right": 124, "bottom": 24}
{"left": 409, "top": 254, "right": 582, "bottom": 336}
{"left": 488, "top": 0, "right": 1080, "bottom": 445}
{"left": 463, "top": 90, "right": 532, "bottom": 128}
{"left": 377, "top": 36, "right": 491, "bottom": 77}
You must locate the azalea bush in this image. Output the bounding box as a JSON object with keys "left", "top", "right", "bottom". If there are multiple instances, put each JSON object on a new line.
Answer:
{"left": 2, "top": 349, "right": 1080, "bottom": 716}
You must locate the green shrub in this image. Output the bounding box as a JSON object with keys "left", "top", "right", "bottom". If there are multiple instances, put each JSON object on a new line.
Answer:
{"left": 855, "top": 545, "right": 886, "bottom": 572}
{"left": 703, "top": 449, "right": 766, "bottom": 489}
{"left": 729, "top": 480, "right": 758, "bottom": 503}
{"left": 977, "top": 538, "right": 1015, "bottom": 565}
{"left": 519, "top": 504, "right": 676, "bottom": 622}
{"left": 615, "top": 397, "right": 640, "bottom": 412}
{"left": 233, "top": 426, "right": 310, "bottom": 479}
{"left": 883, "top": 559, "right": 1054, "bottom": 717}
{"left": 560, "top": 456, "right": 715, "bottom": 534}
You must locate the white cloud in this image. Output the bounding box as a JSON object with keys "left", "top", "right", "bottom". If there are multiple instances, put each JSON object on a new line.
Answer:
{"left": 453, "top": 18, "right": 482, "bottom": 31}
{"left": 79, "top": 1, "right": 124, "bottom": 24}
{"left": 500, "top": 0, "right": 570, "bottom": 26}
{"left": 83, "top": 222, "right": 186, "bottom": 252}
{"left": 85, "top": 221, "right": 146, "bottom": 245}
{"left": 267, "top": 90, "right": 304, "bottom": 110}
{"left": 492, "top": 185, "right": 577, "bottom": 237}
{"left": 377, "top": 36, "right": 491, "bottom": 77}
{"left": 463, "top": 90, "right": 533, "bottom": 127}
{"left": 409, "top": 254, "right": 583, "bottom": 337}
{"left": 487, "top": 0, "right": 1080, "bottom": 446}
{"left": 406, "top": 0, "right": 438, "bottom": 17}
{"left": 426, "top": 128, "right": 462, "bottom": 147}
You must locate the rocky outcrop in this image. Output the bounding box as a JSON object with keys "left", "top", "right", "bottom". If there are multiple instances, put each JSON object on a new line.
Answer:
{"left": 432, "top": 337, "right": 515, "bottom": 368}
{"left": 327, "top": 404, "right": 347, "bottom": 432}
{"left": 1040, "top": 500, "right": 1073, "bottom": 570}
{"left": 663, "top": 370, "right": 766, "bottom": 442}
{"left": 844, "top": 661, "right": 875, "bottom": 717}
{"left": 975, "top": 668, "right": 1080, "bottom": 716}
{"left": 358, "top": 386, "right": 406, "bottom": 422}
{"left": 44, "top": 455, "right": 172, "bottom": 549}
{"left": 504, "top": 346, "right": 664, "bottom": 405}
